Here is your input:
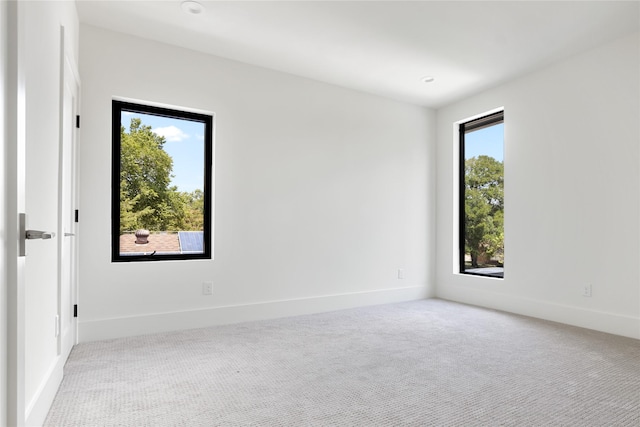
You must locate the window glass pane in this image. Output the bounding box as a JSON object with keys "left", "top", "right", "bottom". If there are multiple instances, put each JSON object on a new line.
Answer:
{"left": 461, "top": 115, "right": 504, "bottom": 278}
{"left": 112, "top": 101, "right": 212, "bottom": 261}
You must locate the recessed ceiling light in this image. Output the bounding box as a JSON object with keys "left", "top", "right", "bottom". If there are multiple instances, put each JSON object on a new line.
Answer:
{"left": 421, "top": 76, "right": 435, "bottom": 83}
{"left": 181, "top": 0, "right": 205, "bottom": 15}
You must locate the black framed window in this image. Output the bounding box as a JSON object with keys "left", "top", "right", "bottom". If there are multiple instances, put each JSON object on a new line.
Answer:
{"left": 112, "top": 100, "right": 213, "bottom": 262}
{"left": 459, "top": 111, "right": 504, "bottom": 278}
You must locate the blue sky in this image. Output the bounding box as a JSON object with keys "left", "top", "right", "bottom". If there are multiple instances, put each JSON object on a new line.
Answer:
{"left": 465, "top": 123, "right": 504, "bottom": 162}
{"left": 121, "top": 112, "right": 205, "bottom": 192}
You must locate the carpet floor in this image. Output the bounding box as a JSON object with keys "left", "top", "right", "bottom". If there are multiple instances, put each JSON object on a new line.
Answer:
{"left": 44, "top": 299, "right": 640, "bottom": 426}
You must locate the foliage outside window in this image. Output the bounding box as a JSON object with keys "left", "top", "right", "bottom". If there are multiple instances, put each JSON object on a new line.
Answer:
{"left": 459, "top": 111, "right": 504, "bottom": 278}
{"left": 112, "top": 100, "right": 212, "bottom": 261}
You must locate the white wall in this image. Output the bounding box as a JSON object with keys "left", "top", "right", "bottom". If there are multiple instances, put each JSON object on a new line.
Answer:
{"left": 20, "top": 1, "right": 79, "bottom": 425}
{"left": 78, "top": 25, "right": 435, "bottom": 341}
{"left": 435, "top": 32, "right": 640, "bottom": 339}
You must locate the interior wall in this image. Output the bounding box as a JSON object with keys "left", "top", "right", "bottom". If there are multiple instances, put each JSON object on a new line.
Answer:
{"left": 21, "top": 1, "right": 79, "bottom": 425}
{"left": 435, "top": 32, "right": 640, "bottom": 339}
{"left": 78, "top": 25, "right": 435, "bottom": 342}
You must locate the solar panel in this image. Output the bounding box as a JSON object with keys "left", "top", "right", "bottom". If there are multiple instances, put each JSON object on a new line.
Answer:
{"left": 178, "top": 231, "right": 204, "bottom": 253}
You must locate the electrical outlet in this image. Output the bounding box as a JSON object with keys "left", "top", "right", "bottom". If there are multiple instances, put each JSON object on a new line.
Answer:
{"left": 202, "top": 282, "right": 213, "bottom": 295}
{"left": 398, "top": 269, "right": 405, "bottom": 279}
{"left": 582, "top": 284, "right": 592, "bottom": 297}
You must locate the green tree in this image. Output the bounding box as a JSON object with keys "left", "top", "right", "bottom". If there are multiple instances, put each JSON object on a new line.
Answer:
{"left": 119, "top": 118, "right": 186, "bottom": 233}
{"left": 464, "top": 155, "right": 504, "bottom": 267}
{"left": 182, "top": 189, "right": 205, "bottom": 231}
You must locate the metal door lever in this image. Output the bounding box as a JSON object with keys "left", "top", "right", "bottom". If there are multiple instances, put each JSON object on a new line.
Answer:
{"left": 19, "top": 214, "right": 56, "bottom": 256}
{"left": 26, "top": 230, "right": 56, "bottom": 239}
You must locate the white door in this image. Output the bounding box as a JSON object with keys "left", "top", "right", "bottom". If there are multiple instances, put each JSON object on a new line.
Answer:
{"left": 5, "top": 7, "right": 79, "bottom": 423}
{"left": 59, "top": 51, "right": 79, "bottom": 359}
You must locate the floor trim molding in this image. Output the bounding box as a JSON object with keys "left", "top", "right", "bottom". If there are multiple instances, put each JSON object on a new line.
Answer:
{"left": 25, "top": 355, "right": 63, "bottom": 427}
{"left": 79, "top": 286, "right": 430, "bottom": 342}
{"left": 438, "top": 286, "right": 640, "bottom": 339}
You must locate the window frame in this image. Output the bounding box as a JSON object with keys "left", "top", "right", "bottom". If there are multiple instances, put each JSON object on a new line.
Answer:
{"left": 111, "top": 100, "right": 213, "bottom": 262}
{"left": 458, "top": 110, "right": 504, "bottom": 278}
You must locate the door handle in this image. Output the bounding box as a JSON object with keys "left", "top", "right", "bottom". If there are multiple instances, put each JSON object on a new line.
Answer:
{"left": 26, "top": 230, "right": 56, "bottom": 239}
{"left": 64, "top": 232, "right": 75, "bottom": 237}
{"left": 19, "top": 213, "right": 56, "bottom": 257}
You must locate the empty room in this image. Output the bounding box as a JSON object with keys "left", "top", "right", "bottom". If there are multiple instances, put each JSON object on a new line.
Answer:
{"left": 2, "top": 1, "right": 639, "bottom": 426}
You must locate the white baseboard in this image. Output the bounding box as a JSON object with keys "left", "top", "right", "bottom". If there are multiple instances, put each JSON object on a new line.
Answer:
{"left": 25, "top": 356, "right": 63, "bottom": 427}
{"left": 437, "top": 286, "right": 640, "bottom": 340}
{"left": 79, "top": 286, "right": 430, "bottom": 342}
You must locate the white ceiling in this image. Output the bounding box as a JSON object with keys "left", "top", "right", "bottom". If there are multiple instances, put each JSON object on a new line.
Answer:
{"left": 76, "top": 1, "right": 640, "bottom": 108}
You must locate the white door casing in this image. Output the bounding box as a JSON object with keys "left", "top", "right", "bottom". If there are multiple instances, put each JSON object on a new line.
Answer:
{"left": 6, "top": 1, "right": 26, "bottom": 425}
{"left": 58, "top": 29, "right": 80, "bottom": 361}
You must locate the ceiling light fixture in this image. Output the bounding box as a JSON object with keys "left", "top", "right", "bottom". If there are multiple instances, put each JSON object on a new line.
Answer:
{"left": 421, "top": 76, "right": 435, "bottom": 83}
{"left": 181, "top": 0, "right": 205, "bottom": 15}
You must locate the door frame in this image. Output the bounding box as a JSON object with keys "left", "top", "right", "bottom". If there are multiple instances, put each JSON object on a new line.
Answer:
{"left": 5, "top": 0, "right": 27, "bottom": 425}
{"left": 58, "top": 29, "right": 80, "bottom": 360}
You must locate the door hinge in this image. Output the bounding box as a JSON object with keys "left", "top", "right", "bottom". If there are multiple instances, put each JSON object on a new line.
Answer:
{"left": 74, "top": 209, "right": 79, "bottom": 223}
{"left": 76, "top": 115, "right": 80, "bottom": 128}
{"left": 73, "top": 304, "right": 78, "bottom": 318}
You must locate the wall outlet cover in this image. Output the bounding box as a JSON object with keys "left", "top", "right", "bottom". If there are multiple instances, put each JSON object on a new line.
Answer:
{"left": 203, "top": 282, "right": 213, "bottom": 295}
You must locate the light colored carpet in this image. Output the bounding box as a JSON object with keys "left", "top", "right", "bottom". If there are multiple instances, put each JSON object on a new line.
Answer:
{"left": 45, "top": 299, "right": 640, "bottom": 426}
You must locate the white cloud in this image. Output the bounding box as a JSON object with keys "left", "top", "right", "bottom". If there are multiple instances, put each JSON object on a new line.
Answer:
{"left": 153, "top": 125, "right": 189, "bottom": 142}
